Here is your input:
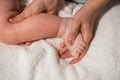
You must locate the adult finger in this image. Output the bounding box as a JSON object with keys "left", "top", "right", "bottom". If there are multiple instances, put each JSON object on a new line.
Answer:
{"left": 83, "top": 32, "right": 92, "bottom": 45}
{"left": 9, "top": 12, "right": 26, "bottom": 23}
{"left": 81, "top": 25, "right": 92, "bottom": 45}
{"left": 70, "top": 53, "right": 84, "bottom": 64}
{"left": 48, "top": 8, "right": 57, "bottom": 15}
{"left": 70, "top": 46, "right": 88, "bottom": 64}
{"left": 60, "top": 41, "right": 66, "bottom": 48}
{"left": 61, "top": 51, "right": 72, "bottom": 59}
{"left": 67, "top": 21, "right": 80, "bottom": 46}
{"left": 59, "top": 47, "right": 68, "bottom": 55}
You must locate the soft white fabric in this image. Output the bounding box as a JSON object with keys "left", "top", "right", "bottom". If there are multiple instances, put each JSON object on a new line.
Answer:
{"left": 0, "top": 0, "right": 120, "bottom": 80}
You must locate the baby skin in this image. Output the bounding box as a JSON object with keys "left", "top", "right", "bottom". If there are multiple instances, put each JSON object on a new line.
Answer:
{"left": 59, "top": 19, "right": 86, "bottom": 58}
{"left": 0, "top": 0, "right": 86, "bottom": 59}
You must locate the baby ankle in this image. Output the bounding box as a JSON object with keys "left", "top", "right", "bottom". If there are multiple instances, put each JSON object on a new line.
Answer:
{"left": 56, "top": 18, "right": 67, "bottom": 38}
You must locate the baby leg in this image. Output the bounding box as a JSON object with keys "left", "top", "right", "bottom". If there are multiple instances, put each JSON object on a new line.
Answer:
{"left": 0, "top": 0, "right": 66, "bottom": 44}
{"left": 11, "top": 15, "right": 87, "bottom": 58}
{"left": 11, "top": 13, "right": 63, "bottom": 44}
{"left": 0, "top": 13, "right": 66, "bottom": 44}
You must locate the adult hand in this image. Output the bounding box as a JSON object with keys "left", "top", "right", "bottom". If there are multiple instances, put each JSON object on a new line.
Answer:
{"left": 63, "top": 6, "right": 97, "bottom": 63}
{"left": 67, "top": 0, "right": 110, "bottom": 46}
{"left": 9, "top": 0, "right": 58, "bottom": 23}
{"left": 67, "top": 6, "right": 95, "bottom": 46}
{"left": 62, "top": 0, "right": 110, "bottom": 64}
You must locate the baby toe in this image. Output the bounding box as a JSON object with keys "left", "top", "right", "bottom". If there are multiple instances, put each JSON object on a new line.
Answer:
{"left": 70, "top": 49, "right": 77, "bottom": 56}
{"left": 75, "top": 44, "right": 85, "bottom": 51}
{"left": 71, "top": 47, "right": 81, "bottom": 57}
{"left": 80, "top": 41, "right": 87, "bottom": 47}
{"left": 75, "top": 46, "right": 83, "bottom": 53}
{"left": 73, "top": 50, "right": 80, "bottom": 59}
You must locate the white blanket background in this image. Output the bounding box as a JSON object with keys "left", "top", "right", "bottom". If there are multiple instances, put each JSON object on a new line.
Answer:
{"left": 0, "top": 0, "right": 120, "bottom": 80}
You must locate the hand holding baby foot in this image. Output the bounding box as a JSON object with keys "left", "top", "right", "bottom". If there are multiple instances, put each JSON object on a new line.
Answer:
{"left": 60, "top": 46, "right": 88, "bottom": 64}
{"left": 9, "top": 0, "right": 58, "bottom": 23}
{"left": 59, "top": 0, "right": 110, "bottom": 63}
{"left": 59, "top": 33, "right": 87, "bottom": 64}
{"left": 61, "top": 6, "right": 97, "bottom": 64}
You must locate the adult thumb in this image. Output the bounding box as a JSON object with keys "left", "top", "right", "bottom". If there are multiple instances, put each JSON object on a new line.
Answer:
{"left": 9, "top": 13, "right": 26, "bottom": 23}
{"left": 67, "top": 27, "right": 79, "bottom": 46}
{"left": 81, "top": 30, "right": 92, "bottom": 45}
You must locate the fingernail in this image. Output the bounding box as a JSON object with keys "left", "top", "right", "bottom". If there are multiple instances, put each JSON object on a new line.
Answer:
{"left": 10, "top": 19, "right": 15, "bottom": 23}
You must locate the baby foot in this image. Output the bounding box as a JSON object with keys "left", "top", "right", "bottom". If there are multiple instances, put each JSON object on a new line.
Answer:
{"left": 58, "top": 18, "right": 86, "bottom": 59}
{"left": 69, "top": 33, "right": 86, "bottom": 58}
{"left": 60, "top": 33, "right": 86, "bottom": 59}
